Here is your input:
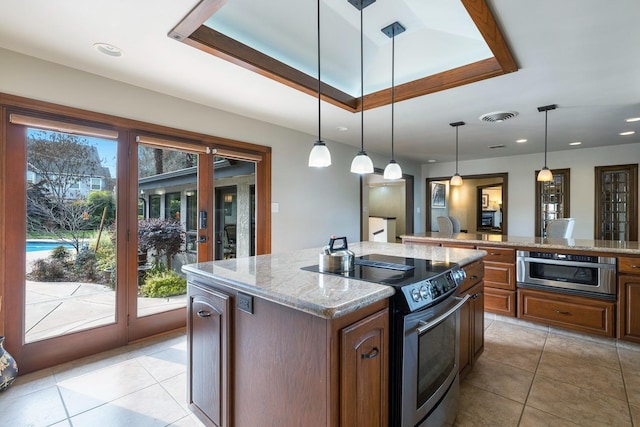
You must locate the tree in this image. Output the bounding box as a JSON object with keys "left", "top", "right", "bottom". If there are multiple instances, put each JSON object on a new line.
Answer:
{"left": 27, "top": 131, "right": 103, "bottom": 202}
{"left": 137, "top": 218, "right": 185, "bottom": 271}
{"left": 26, "top": 131, "right": 107, "bottom": 253}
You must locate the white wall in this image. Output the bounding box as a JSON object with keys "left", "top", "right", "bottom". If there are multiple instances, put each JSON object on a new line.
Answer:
{"left": 0, "top": 48, "right": 423, "bottom": 253}
{"left": 423, "top": 144, "right": 640, "bottom": 239}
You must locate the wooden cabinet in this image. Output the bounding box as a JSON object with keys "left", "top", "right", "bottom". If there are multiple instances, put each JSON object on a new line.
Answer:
{"left": 456, "top": 260, "right": 484, "bottom": 379}
{"left": 187, "top": 279, "right": 388, "bottom": 427}
{"left": 618, "top": 256, "right": 640, "bottom": 343}
{"left": 187, "top": 283, "right": 231, "bottom": 427}
{"left": 340, "top": 309, "right": 388, "bottom": 427}
{"left": 518, "top": 288, "right": 615, "bottom": 337}
{"left": 478, "top": 246, "right": 516, "bottom": 316}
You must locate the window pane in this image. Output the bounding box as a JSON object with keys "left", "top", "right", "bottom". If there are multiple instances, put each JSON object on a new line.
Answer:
{"left": 25, "top": 129, "right": 117, "bottom": 342}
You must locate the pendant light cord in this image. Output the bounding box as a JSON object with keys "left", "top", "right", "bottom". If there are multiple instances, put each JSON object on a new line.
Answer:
{"left": 544, "top": 109, "right": 548, "bottom": 167}
{"left": 317, "top": 0, "right": 321, "bottom": 142}
{"left": 455, "top": 126, "right": 459, "bottom": 174}
{"left": 391, "top": 26, "right": 395, "bottom": 161}
{"left": 360, "top": 5, "right": 364, "bottom": 153}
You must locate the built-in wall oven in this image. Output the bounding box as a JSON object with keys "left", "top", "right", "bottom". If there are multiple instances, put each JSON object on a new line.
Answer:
{"left": 305, "top": 254, "right": 467, "bottom": 426}
{"left": 516, "top": 250, "right": 617, "bottom": 300}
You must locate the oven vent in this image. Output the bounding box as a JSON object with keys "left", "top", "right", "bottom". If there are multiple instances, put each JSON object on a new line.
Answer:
{"left": 479, "top": 111, "right": 519, "bottom": 123}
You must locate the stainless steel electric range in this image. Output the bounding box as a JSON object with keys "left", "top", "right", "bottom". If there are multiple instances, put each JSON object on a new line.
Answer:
{"left": 304, "top": 253, "right": 468, "bottom": 427}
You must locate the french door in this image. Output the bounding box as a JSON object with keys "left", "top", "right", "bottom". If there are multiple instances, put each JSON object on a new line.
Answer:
{"left": 2, "top": 115, "right": 262, "bottom": 372}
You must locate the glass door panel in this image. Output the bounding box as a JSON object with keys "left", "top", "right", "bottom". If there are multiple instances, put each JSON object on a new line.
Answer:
{"left": 136, "top": 145, "right": 196, "bottom": 318}
{"left": 213, "top": 158, "right": 256, "bottom": 260}
{"left": 25, "top": 129, "right": 118, "bottom": 343}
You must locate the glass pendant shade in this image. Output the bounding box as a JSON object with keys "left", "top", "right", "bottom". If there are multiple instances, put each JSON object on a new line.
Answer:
{"left": 537, "top": 167, "right": 553, "bottom": 182}
{"left": 537, "top": 104, "right": 557, "bottom": 182}
{"left": 383, "top": 160, "right": 402, "bottom": 179}
{"left": 450, "top": 173, "right": 463, "bottom": 186}
{"left": 351, "top": 151, "right": 374, "bottom": 174}
{"left": 308, "top": 141, "right": 331, "bottom": 167}
{"left": 308, "top": 0, "right": 330, "bottom": 168}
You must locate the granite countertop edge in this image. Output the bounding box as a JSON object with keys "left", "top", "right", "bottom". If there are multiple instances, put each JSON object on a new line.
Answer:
{"left": 401, "top": 233, "right": 640, "bottom": 255}
{"left": 182, "top": 241, "right": 486, "bottom": 320}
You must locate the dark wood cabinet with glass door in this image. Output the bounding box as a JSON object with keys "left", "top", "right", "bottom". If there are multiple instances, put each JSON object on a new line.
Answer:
{"left": 535, "top": 168, "right": 570, "bottom": 237}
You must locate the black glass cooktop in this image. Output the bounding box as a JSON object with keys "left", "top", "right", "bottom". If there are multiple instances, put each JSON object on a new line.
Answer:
{"left": 302, "top": 254, "right": 456, "bottom": 288}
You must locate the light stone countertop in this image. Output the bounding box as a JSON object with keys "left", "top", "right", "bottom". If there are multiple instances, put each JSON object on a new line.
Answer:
{"left": 182, "top": 241, "right": 486, "bottom": 319}
{"left": 401, "top": 232, "right": 640, "bottom": 255}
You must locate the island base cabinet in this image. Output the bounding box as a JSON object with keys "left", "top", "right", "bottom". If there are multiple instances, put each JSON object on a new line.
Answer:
{"left": 457, "top": 281, "right": 484, "bottom": 379}
{"left": 518, "top": 289, "right": 615, "bottom": 337}
{"left": 340, "top": 308, "right": 389, "bottom": 427}
{"left": 187, "top": 284, "right": 231, "bottom": 427}
{"left": 618, "top": 275, "right": 640, "bottom": 343}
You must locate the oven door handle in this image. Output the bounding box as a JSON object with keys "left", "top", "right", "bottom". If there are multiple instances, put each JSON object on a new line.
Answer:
{"left": 416, "top": 294, "right": 470, "bottom": 335}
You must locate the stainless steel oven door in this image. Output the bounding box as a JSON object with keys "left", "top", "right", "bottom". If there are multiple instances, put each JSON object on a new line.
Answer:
{"left": 516, "top": 251, "right": 616, "bottom": 296}
{"left": 401, "top": 294, "right": 470, "bottom": 427}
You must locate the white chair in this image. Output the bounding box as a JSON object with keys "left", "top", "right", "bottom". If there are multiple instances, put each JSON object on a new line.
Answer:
{"left": 449, "top": 216, "right": 461, "bottom": 233}
{"left": 546, "top": 218, "right": 575, "bottom": 238}
{"left": 437, "top": 216, "right": 454, "bottom": 234}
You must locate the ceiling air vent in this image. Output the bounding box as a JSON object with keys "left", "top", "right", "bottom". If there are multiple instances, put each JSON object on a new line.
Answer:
{"left": 489, "top": 144, "right": 506, "bottom": 149}
{"left": 479, "top": 111, "right": 519, "bottom": 123}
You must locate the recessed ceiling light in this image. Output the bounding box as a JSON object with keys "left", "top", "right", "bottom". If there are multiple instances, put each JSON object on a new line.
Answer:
{"left": 427, "top": 159, "right": 436, "bottom": 163}
{"left": 515, "top": 139, "right": 527, "bottom": 143}
{"left": 619, "top": 131, "right": 636, "bottom": 136}
{"left": 625, "top": 117, "right": 640, "bottom": 122}
{"left": 94, "top": 43, "right": 122, "bottom": 57}
{"left": 569, "top": 141, "right": 582, "bottom": 146}
{"left": 336, "top": 126, "right": 348, "bottom": 131}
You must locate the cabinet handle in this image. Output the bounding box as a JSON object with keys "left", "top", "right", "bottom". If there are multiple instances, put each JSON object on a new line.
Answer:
{"left": 469, "top": 275, "right": 478, "bottom": 280}
{"left": 197, "top": 310, "right": 212, "bottom": 318}
{"left": 471, "top": 293, "right": 479, "bottom": 299}
{"left": 631, "top": 265, "right": 639, "bottom": 269}
{"left": 361, "top": 347, "right": 379, "bottom": 359}
{"left": 555, "top": 310, "right": 570, "bottom": 315}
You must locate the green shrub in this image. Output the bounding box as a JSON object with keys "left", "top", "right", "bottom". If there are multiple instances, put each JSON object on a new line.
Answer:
{"left": 75, "top": 250, "right": 98, "bottom": 280}
{"left": 50, "top": 245, "right": 71, "bottom": 261}
{"left": 30, "top": 258, "right": 66, "bottom": 281}
{"left": 139, "top": 270, "right": 186, "bottom": 298}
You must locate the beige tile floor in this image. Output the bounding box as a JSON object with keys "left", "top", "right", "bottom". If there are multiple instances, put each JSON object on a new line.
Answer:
{"left": 1, "top": 315, "right": 639, "bottom": 426}
{"left": 456, "top": 314, "right": 640, "bottom": 427}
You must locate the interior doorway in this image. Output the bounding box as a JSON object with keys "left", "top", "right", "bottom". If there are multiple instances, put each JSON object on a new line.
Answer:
{"left": 361, "top": 170, "right": 414, "bottom": 242}
{"left": 426, "top": 173, "right": 508, "bottom": 234}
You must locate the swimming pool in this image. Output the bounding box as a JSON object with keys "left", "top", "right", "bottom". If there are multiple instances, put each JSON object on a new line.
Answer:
{"left": 26, "top": 241, "right": 74, "bottom": 252}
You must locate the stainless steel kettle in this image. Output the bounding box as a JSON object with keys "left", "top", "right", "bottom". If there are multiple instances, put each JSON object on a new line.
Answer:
{"left": 319, "top": 236, "right": 355, "bottom": 273}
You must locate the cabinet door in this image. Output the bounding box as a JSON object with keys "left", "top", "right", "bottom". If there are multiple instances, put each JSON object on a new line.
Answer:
{"left": 188, "top": 284, "right": 231, "bottom": 427}
{"left": 471, "top": 282, "right": 485, "bottom": 361}
{"left": 618, "top": 275, "right": 640, "bottom": 343}
{"left": 341, "top": 308, "right": 389, "bottom": 427}
{"left": 457, "top": 291, "right": 472, "bottom": 377}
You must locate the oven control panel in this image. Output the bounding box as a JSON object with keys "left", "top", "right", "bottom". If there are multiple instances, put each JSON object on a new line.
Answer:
{"left": 401, "top": 267, "right": 466, "bottom": 312}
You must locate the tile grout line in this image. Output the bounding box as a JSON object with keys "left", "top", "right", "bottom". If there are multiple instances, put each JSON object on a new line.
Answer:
{"left": 514, "top": 325, "right": 548, "bottom": 426}
{"left": 617, "top": 346, "right": 636, "bottom": 427}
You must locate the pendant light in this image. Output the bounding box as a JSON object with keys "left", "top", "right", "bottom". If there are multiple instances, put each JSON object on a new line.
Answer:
{"left": 350, "top": 0, "right": 374, "bottom": 174}
{"left": 536, "top": 104, "right": 557, "bottom": 182}
{"left": 308, "top": 0, "right": 331, "bottom": 167}
{"left": 382, "top": 22, "right": 405, "bottom": 180}
{"left": 449, "top": 121, "right": 465, "bottom": 186}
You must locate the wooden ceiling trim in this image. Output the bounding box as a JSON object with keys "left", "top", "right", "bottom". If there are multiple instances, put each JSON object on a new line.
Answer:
{"left": 170, "top": 0, "right": 518, "bottom": 112}
{"left": 461, "top": 0, "right": 518, "bottom": 73}
{"left": 184, "top": 26, "right": 358, "bottom": 111}
{"left": 362, "top": 58, "right": 503, "bottom": 110}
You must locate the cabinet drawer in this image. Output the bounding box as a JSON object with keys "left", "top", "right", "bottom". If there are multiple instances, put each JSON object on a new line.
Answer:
{"left": 458, "top": 260, "right": 484, "bottom": 294}
{"left": 477, "top": 246, "right": 515, "bottom": 264}
{"left": 484, "top": 288, "right": 516, "bottom": 317}
{"left": 618, "top": 257, "right": 640, "bottom": 275}
{"left": 518, "top": 289, "right": 615, "bottom": 337}
{"left": 484, "top": 263, "right": 515, "bottom": 290}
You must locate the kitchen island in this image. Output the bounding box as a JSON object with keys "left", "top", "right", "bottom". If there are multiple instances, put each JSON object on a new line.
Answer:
{"left": 182, "top": 241, "right": 486, "bottom": 427}
{"left": 401, "top": 232, "right": 640, "bottom": 342}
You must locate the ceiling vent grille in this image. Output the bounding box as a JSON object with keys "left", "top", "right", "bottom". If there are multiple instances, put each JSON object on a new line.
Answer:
{"left": 479, "top": 111, "right": 519, "bottom": 123}
{"left": 489, "top": 144, "right": 506, "bottom": 149}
